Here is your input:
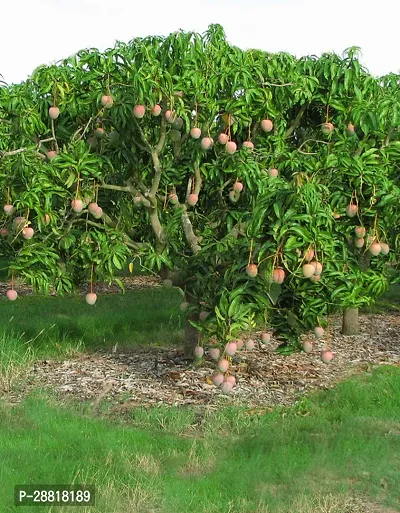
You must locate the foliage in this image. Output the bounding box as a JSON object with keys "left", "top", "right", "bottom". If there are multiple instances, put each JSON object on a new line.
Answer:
{"left": 1, "top": 24, "right": 400, "bottom": 351}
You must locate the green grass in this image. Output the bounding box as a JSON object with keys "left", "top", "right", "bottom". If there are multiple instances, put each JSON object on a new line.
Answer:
{"left": 0, "top": 258, "right": 9, "bottom": 281}
{"left": 0, "top": 366, "right": 399, "bottom": 512}
{"left": 0, "top": 287, "right": 184, "bottom": 355}
{"left": 1, "top": 261, "right": 400, "bottom": 511}
{"left": 362, "top": 283, "right": 400, "bottom": 313}
{"left": 0, "top": 330, "right": 86, "bottom": 393}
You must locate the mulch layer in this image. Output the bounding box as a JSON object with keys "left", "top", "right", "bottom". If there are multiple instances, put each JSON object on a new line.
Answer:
{"left": 4, "top": 313, "right": 399, "bottom": 411}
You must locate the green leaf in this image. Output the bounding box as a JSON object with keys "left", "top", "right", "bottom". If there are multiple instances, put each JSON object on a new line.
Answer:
{"left": 273, "top": 203, "right": 281, "bottom": 219}
{"left": 112, "top": 255, "right": 122, "bottom": 270}
{"left": 215, "top": 306, "right": 225, "bottom": 321}
{"left": 228, "top": 296, "right": 241, "bottom": 318}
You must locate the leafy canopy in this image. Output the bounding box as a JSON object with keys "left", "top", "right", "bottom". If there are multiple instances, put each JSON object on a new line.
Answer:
{"left": 1, "top": 24, "right": 400, "bottom": 348}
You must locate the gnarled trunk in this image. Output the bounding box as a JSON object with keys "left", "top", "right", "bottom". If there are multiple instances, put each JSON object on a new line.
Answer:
{"left": 342, "top": 307, "right": 359, "bottom": 335}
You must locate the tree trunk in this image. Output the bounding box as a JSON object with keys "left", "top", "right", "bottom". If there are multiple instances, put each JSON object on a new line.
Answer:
{"left": 159, "top": 266, "right": 198, "bottom": 358}
{"left": 342, "top": 307, "right": 359, "bottom": 335}
{"left": 159, "top": 266, "right": 183, "bottom": 287}
{"left": 184, "top": 311, "right": 199, "bottom": 359}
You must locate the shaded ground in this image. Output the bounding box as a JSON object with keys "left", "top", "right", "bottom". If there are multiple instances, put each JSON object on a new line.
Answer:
{"left": 5, "top": 312, "right": 399, "bottom": 414}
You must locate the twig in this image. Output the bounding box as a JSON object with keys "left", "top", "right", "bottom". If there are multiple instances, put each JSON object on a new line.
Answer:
{"left": 98, "top": 183, "right": 134, "bottom": 193}
{"left": 286, "top": 104, "right": 307, "bottom": 138}
{"left": 0, "top": 148, "right": 27, "bottom": 158}
{"left": 38, "top": 137, "right": 56, "bottom": 145}
{"left": 132, "top": 117, "right": 152, "bottom": 153}
{"left": 73, "top": 218, "right": 147, "bottom": 250}
{"left": 129, "top": 176, "right": 150, "bottom": 198}
{"left": 51, "top": 120, "right": 59, "bottom": 152}
{"left": 263, "top": 82, "right": 295, "bottom": 87}
{"left": 383, "top": 129, "right": 393, "bottom": 148}
{"left": 75, "top": 116, "right": 94, "bottom": 142}
{"left": 297, "top": 138, "right": 330, "bottom": 153}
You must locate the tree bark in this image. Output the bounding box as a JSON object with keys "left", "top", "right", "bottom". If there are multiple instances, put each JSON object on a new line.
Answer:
{"left": 159, "top": 266, "right": 198, "bottom": 358}
{"left": 184, "top": 310, "right": 200, "bottom": 359}
{"left": 159, "top": 266, "right": 183, "bottom": 288}
{"left": 342, "top": 307, "right": 359, "bottom": 335}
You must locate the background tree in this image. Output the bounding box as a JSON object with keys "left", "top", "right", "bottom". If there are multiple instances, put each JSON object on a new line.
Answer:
{"left": 1, "top": 25, "right": 399, "bottom": 372}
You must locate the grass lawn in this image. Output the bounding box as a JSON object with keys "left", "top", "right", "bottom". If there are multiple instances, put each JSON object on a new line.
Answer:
{"left": 0, "top": 366, "right": 399, "bottom": 512}
{"left": 0, "top": 287, "right": 184, "bottom": 357}
{"left": 0, "top": 258, "right": 9, "bottom": 281}
{"left": 1, "top": 264, "right": 400, "bottom": 512}
{"left": 363, "top": 283, "right": 400, "bottom": 314}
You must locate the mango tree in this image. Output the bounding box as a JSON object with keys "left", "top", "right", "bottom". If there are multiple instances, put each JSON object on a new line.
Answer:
{"left": 1, "top": 25, "right": 399, "bottom": 389}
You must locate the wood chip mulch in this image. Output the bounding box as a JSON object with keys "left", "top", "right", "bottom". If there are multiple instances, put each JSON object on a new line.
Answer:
{"left": 4, "top": 313, "right": 400, "bottom": 411}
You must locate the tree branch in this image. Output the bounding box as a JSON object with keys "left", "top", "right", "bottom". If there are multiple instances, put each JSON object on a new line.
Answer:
{"left": 73, "top": 218, "right": 147, "bottom": 251}
{"left": 146, "top": 207, "right": 167, "bottom": 251}
{"left": 155, "top": 114, "right": 167, "bottom": 154}
{"left": 0, "top": 148, "right": 28, "bottom": 158}
{"left": 298, "top": 150, "right": 318, "bottom": 155}
{"left": 136, "top": 149, "right": 167, "bottom": 251}
{"left": 149, "top": 151, "right": 163, "bottom": 198}
{"left": 172, "top": 133, "right": 190, "bottom": 161}
{"left": 132, "top": 117, "right": 152, "bottom": 153}
{"left": 193, "top": 161, "right": 202, "bottom": 196}
{"left": 101, "top": 212, "right": 135, "bottom": 238}
{"left": 1, "top": 133, "right": 58, "bottom": 159}
{"left": 132, "top": 138, "right": 149, "bottom": 153}
{"left": 297, "top": 138, "right": 330, "bottom": 153}
{"left": 145, "top": 101, "right": 167, "bottom": 203}
{"left": 98, "top": 183, "right": 134, "bottom": 193}
{"left": 98, "top": 180, "right": 151, "bottom": 207}
{"left": 129, "top": 175, "right": 150, "bottom": 198}
{"left": 263, "top": 82, "right": 295, "bottom": 87}
{"left": 51, "top": 119, "right": 59, "bottom": 152}
{"left": 383, "top": 129, "right": 393, "bottom": 148}
{"left": 173, "top": 166, "right": 202, "bottom": 253}
{"left": 124, "top": 239, "right": 147, "bottom": 251}
{"left": 74, "top": 116, "right": 94, "bottom": 142}
{"left": 100, "top": 211, "right": 117, "bottom": 228}
{"left": 124, "top": 179, "right": 151, "bottom": 208}
{"left": 180, "top": 133, "right": 189, "bottom": 146}
{"left": 179, "top": 204, "right": 201, "bottom": 254}
{"left": 0, "top": 147, "right": 47, "bottom": 160}
{"left": 183, "top": 162, "right": 202, "bottom": 204}
{"left": 186, "top": 177, "right": 192, "bottom": 199}
{"left": 38, "top": 137, "right": 56, "bottom": 145}
{"left": 133, "top": 191, "right": 151, "bottom": 208}
{"left": 286, "top": 104, "right": 307, "bottom": 138}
